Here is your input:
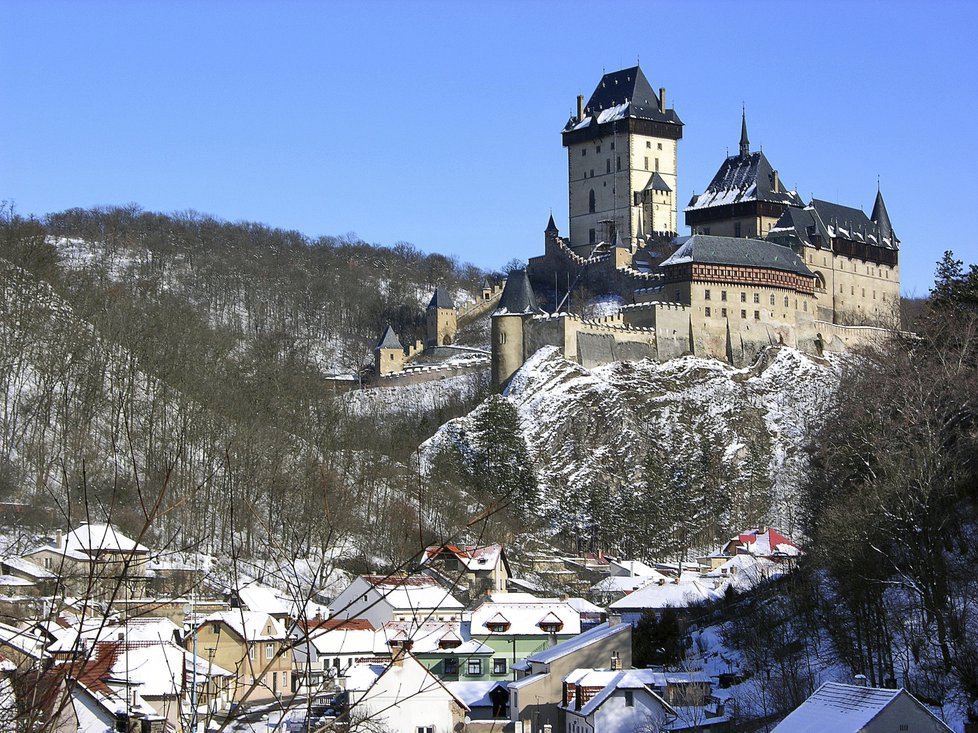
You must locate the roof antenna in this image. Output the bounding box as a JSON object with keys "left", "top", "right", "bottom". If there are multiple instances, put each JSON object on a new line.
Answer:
{"left": 877, "top": 174, "right": 881, "bottom": 192}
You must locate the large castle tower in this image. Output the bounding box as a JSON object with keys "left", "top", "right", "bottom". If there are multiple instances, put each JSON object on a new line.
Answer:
{"left": 562, "top": 66, "right": 683, "bottom": 255}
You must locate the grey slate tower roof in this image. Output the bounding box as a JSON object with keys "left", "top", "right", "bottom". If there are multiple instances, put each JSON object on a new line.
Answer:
{"left": 768, "top": 198, "right": 899, "bottom": 251}
{"left": 564, "top": 65, "right": 683, "bottom": 130}
{"left": 428, "top": 287, "right": 455, "bottom": 310}
{"left": 495, "top": 270, "right": 541, "bottom": 315}
{"left": 545, "top": 212, "right": 559, "bottom": 234}
{"left": 870, "top": 189, "right": 895, "bottom": 242}
{"left": 375, "top": 324, "right": 403, "bottom": 351}
{"left": 660, "top": 235, "right": 814, "bottom": 278}
{"left": 686, "top": 150, "right": 803, "bottom": 212}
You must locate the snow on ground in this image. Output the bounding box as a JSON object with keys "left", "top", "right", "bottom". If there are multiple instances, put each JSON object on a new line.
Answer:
{"left": 342, "top": 370, "right": 487, "bottom": 417}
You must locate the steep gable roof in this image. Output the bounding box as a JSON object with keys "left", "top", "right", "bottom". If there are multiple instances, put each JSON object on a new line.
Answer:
{"left": 687, "top": 150, "right": 802, "bottom": 212}
{"left": 870, "top": 189, "right": 895, "bottom": 242}
{"left": 771, "top": 682, "right": 951, "bottom": 732}
{"left": 428, "top": 287, "right": 455, "bottom": 310}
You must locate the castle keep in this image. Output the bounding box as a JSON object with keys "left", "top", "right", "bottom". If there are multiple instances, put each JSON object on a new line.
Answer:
{"left": 493, "top": 65, "right": 902, "bottom": 388}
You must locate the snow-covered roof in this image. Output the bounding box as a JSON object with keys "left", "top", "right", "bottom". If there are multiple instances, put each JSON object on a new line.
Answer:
{"left": 561, "top": 668, "right": 677, "bottom": 718}
{"left": 686, "top": 150, "right": 802, "bottom": 212}
{"left": 1, "top": 555, "right": 56, "bottom": 579}
{"left": 727, "top": 528, "right": 801, "bottom": 558}
{"left": 106, "top": 642, "right": 233, "bottom": 697}
{"left": 362, "top": 575, "right": 465, "bottom": 612}
{"left": 377, "top": 621, "right": 493, "bottom": 655}
{"left": 447, "top": 680, "right": 508, "bottom": 709}
{"left": 525, "top": 622, "right": 629, "bottom": 665}
{"left": 47, "top": 617, "right": 181, "bottom": 654}
{"left": 304, "top": 620, "right": 381, "bottom": 656}
{"left": 704, "top": 554, "right": 784, "bottom": 591}
{"left": 470, "top": 599, "right": 581, "bottom": 636}
{"left": 591, "top": 575, "right": 656, "bottom": 595}
{"left": 65, "top": 524, "right": 149, "bottom": 555}
{"left": 236, "top": 582, "right": 291, "bottom": 616}
{"left": 563, "top": 597, "right": 605, "bottom": 616}
{"left": 0, "top": 621, "right": 45, "bottom": 658}
{"left": 421, "top": 544, "right": 505, "bottom": 572}
{"left": 609, "top": 559, "right": 662, "bottom": 578}
{"left": 659, "top": 235, "right": 813, "bottom": 279}
{"left": 201, "top": 610, "right": 286, "bottom": 641}
{"left": 770, "top": 682, "right": 950, "bottom": 733}
{"left": 609, "top": 579, "right": 722, "bottom": 611}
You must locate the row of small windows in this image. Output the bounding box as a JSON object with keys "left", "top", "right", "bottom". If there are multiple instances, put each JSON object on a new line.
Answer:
{"left": 806, "top": 251, "right": 893, "bottom": 278}
{"left": 704, "top": 289, "right": 809, "bottom": 311}
{"left": 705, "top": 307, "right": 761, "bottom": 320}
{"left": 838, "top": 284, "right": 887, "bottom": 301}
{"left": 441, "top": 658, "right": 507, "bottom": 676}
{"left": 582, "top": 141, "right": 663, "bottom": 156}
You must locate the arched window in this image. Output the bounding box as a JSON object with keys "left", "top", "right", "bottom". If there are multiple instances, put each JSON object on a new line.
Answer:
{"left": 814, "top": 271, "right": 826, "bottom": 291}
{"left": 588, "top": 189, "right": 596, "bottom": 213}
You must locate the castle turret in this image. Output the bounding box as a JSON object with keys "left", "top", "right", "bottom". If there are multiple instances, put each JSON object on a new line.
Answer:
{"left": 870, "top": 187, "right": 897, "bottom": 246}
{"left": 491, "top": 270, "right": 541, "bottom": 389}
{"left": 426, "top": 287, "right": 457, "bottom": 347}
{"left": 375, "top": 324, "right": 405, "bottom": 376}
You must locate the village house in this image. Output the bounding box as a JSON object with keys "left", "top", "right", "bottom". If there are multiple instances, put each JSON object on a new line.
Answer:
{"left": 771, "top": 681, "right": 952, "bottom": 733}
{"left": 509, "top": 621, "right": 632, "bottom": 733}
{"left": 378, "top": 620, "right": 498, "bottom": 683}
{"left": 469, "top": 593, "right": 583, "bottom": 677}
{"left": 21, "top": 524, "right": 150, "bottom": 601}
{"left": 341, "top": 648, "right": 469, "bottom": 733}
{"left": 608, "top": 577, "right": 724, "bottom": 626}
{"left": 328, "top": 574, "right": 464, "bottom": 628}
{"left": 186, "top": 610, "right": 291, "bottom": 704}
{"left": 419, "top": 543, "right": 510, "bottom": 601}
{"left": 560, "top": 668, "right": 676, "bottom": 733}
{"left": 291, "top": 617, "right": 379, "bottom": 693}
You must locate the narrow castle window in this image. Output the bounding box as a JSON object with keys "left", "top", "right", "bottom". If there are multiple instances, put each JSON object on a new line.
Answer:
{"left": 616, "top": 156, "right": 621, "bottom": 171}
{"left": 753, "top": 293, "right": 760, "bottom": 304}
{"left": 754, "top": 311, "right": 760, "bottom": 320}
{"left": 657, "top": 142, "right": 663, "bottom": 150}
{"left": 705, "top": 307, "right": 712, "bottom": 317}
{"left": 784, "top": 296, "right": 789, "bottom": 308}
{"left": 596, "top": 145, "right": 601, "bottom": 153}
{"left": 589, "top": 228, "right": 596, "bottom": 243}
{"left": 655, "top": 158, "right": 660, "bottom": 171}
{"left": 606, "top": 160, "right": 611, "bottom": 174}
{"left": 734, "top": 222, "right": 741, "bottom": 237}
{"left": 646, "top": 141, "right": 652, "bottom": 149}
{"left": 582, "top": 149, "right": 586, "bottom": 156}
{"left": 610, "top": 141, "right": 615, "bottom": 150}
{"left": 644, "top": 157, "right": 649, "bottom": 170}
{"left": 704, "top": 289, "right": 711, "bottom": 301}
{"left": 721, "top": 290, "right": 727, "bottom": 301}
{"left": 721, "top": 308, "right": 728, "bottom": 318}
{"left": 769, "top": 294, "right": 775, "bottom": 306}
{"left": 588, "top": 190, "right": 596, "bottom": 213}
{"left": 740, "top": 292, "right": 747, "bottom": 302}
{"left": 741, "top": 310, "right": 747, "bottom": 319}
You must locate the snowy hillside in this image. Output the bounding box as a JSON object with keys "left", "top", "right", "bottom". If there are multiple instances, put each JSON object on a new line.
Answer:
{"left": 424, "top": 346, "right": 841, "bottom": 553}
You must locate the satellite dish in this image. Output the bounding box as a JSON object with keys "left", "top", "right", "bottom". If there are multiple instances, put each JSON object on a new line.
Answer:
{"left": 183, "top": 603, "right": 193, "bottom": 615}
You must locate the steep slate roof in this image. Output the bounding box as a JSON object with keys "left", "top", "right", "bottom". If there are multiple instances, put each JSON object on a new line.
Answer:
{"left": 375, "top": 325, "right": 403, "bottom": 350}
{"left": 564, "top": 66, "right": 683, "bottom": 131}
{"left": 645, "top": 172, "right": 672, "bottom": 192}
{"left": 659, "top": 235, "right": 814, "bottom": 278}
{"left": 870, "top": 189, "right": 895, "bottom": 242}
{"left": 771, "top": 682, "right": 951, "bottom": 732}
{"left": 495, "top": 270, "right": 542, "bottom": 315}
{"left": 769, "top": 198, "right": 899, "bottom": 250}
{"left": 687, "top": 150, "right": 803, "bottom": 211}
{"left": 428, "top": 287, "right": 455, "bottom": 309}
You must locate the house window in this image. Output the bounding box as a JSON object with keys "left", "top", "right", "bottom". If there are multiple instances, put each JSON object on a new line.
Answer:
{"left": 753, "top": 293, "right": 760, "bottom": 304}
{"left": 625, "top": 690, "right": 634, "bottom": 707}
{"left": 467, "top": 659, "right": 482, "bottom": 676}
{"left": 212, "top": 624, "right": 220, "bottom": 635}
{"left": 249, "top": 645, "right": 256, "bottom": 661}
{"left": 704, "top": 289, "right": 711, "bottom": 301}
{"left": 44, "top": 557, "right": 52, "bottom": 569}
{"left": 493, "top": 658, "right": 507, "bottom": 675}
{"left": 418, "top": 728, "right": 434, "bottom": 733}
{"left": 741, "top": 309, "right": 747, "bottom": 319}
{"left": 266, "top": 643, "right": 274, "bottom": 660}
{"left": 704, "top": 307, "right": 712, "bottom": 317}
{"left": 754, "top": 310, "right": 760, "bottom": 320}
{"left": 444, "top": 658, "right": 459, "bottom": 675}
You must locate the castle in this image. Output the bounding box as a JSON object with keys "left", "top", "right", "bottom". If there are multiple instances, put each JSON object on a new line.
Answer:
{"left": 493, "top": 65, "right": 901, "bottom": 388}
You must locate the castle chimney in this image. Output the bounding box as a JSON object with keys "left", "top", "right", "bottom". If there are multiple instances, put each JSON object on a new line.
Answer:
{"left": 577, "top": 95, "right": 584, "bottom": 121}
{"left": 659, "top": 87, "right": 666, "bottom": 113}
{"left": 772, "top": 170, "right": 780, "bottom": 192}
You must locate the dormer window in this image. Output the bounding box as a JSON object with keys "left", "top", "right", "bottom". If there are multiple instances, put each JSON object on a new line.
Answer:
{"left": 537, "top": 612, "right": 564, "bottom": 634}
{"left": 485, "top": 613, "right": 511, "bottom": 633}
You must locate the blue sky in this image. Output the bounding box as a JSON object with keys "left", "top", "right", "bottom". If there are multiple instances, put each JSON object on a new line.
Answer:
{"left": 3, "top": 0, "right": 976, "bottom": 295}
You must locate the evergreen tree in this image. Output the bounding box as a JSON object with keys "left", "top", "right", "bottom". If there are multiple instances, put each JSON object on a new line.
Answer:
{"left": 465, "top": 395, "right": 538, "bottom": 515}
{"left": 931, "top": 250, "right": 965, "bottom": 304}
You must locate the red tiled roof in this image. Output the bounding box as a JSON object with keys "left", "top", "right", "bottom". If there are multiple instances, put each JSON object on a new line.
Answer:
{"left": 363, "top": 574, "right": 440, "bottom": 588}
{"left": 297, "top": 618, "right": 374, "bottom": 633}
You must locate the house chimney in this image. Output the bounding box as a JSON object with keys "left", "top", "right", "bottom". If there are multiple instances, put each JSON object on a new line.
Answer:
{"left": 659, "top": 88, "right": 666, "bottom": 113}
{"left": 854, "top": 674, "right": 868, "bottom": 687}
{"left": 608, "top": 613, "right": 621, "bottom": 628}
{"left": 611, "top": 651, "right": 622, "bottom": 670}
{"left": 55, "top": 530, "right": 63, "bottom": 548}
{"left": 577, "top": 95, "right": 584, "bottom": 121}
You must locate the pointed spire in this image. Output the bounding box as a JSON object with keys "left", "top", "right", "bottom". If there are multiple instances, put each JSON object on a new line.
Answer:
{"left": 739, "top": 106, "right": 750, "bottom": 158}
{"left": 375, "top": 324, "right": 403, "bottom": 351}
{"left": 870, "top": 188, "right": 894, "bottom": 242}
{"left": 495, "top": 270, "right": 540, "bottom": 315}
{"left": 545, "top": 211, "right": 558, "bottom": 234}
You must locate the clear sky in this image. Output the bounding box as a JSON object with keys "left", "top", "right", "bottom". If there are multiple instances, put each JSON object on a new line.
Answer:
{"left": 3, "top": 0, "right": 976, "bottom": 295}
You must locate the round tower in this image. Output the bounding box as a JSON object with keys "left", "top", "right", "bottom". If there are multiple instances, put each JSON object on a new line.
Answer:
{"left": 491, "top": 271, "right": 541, "bottom": 389}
